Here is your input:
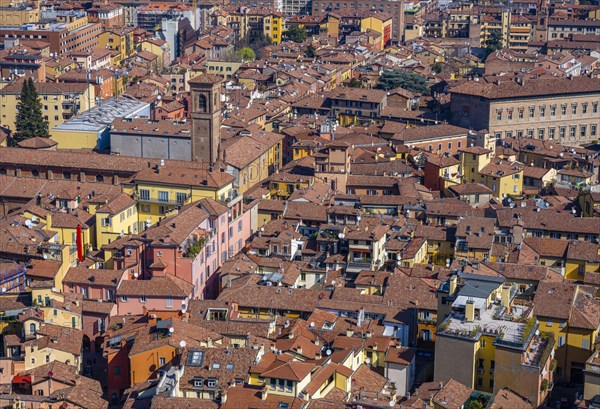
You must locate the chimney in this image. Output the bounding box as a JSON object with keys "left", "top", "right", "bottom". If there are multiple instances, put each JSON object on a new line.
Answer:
{"left": 260, "top": 387, "right": 268, "bottom": 400}
{"left": 296, "top": 346, "right": 302, "bottom": 355}
{"left": 465, "top": 299, "right": 475, "bottom": 322}
{"left": 449, "top": 275, "right": 457, "bottom": 295}
{"left": 207, "top": 337, "right": 213, "bottom": 348}
{"left": 501, "top": 285, "right": 511, "bottom": 312}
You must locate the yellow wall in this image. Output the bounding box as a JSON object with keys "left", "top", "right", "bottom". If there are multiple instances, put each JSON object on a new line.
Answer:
{"left": 135, "top": 182, "right": 233, "bottom": 226}
{"left": 25, "top": 346, "right": 80, "bottom": 371}
{"left": 473, "top": 334, "right": 496, "bottom": 392}
{"left": 565, "top": 259, "right": 599, "bottom": 281}
{"left": 96, "top": 203, "right": 138, "bottom": 248}
{"left": 0, "top": 86, "right": 94, "bottom": 132}
{"left": 40, "top": 306, "right": 82, "bottom": 330}
{"left": 98, "top": 30, "right": 134, "bottom": 66}
{"left": 264, "top": 14, "right": 284, "bottom": 44}
{"left": 478, "top": 171, "right": 523, "bottom": 198}
{"left": 536, "top": 316, "right": 598, "bottom": 381}
{"left": 50, "top": 129, "right": 100, "bottom": 150}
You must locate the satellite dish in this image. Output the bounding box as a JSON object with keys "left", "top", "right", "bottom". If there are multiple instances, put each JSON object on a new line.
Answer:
{"left": 25, "top": 219, "right": 33, "bottom": 229}
{"left": 365, "top": 358, "right": 371, "bottom": 365}
{"left": 179, "top": 340, "right": 187, "bottom": 348}
{"left": 169, "top": 327, "right": 174, "bottom": 333}
{"left": 1, "top": 288, "right": 6, "bottom": 293}
{"left": 309, "top": 322, "right": 315, "bottom": 328}
{"left": 51, "top": 287, "right": 56, "bottom": 292}
{"left": 338, "top": 232, "right": 345, "bottom": 239}
{"left": 181, "top": 303, "right": 186, "bottom": 310}
{"left": 326, "top": 349, "right": 332, "bottom": 356}
{"left": 182, "top": 308, "right": 187, "bottom": 314}
{"left": 133, "top": 272, "right": 139, "bottom": 278}
{"left": 331, "top": 280, "right": 336, "bottom": 286}
{"left": 389, "top": 400, "right": 396, "bottom": 407}
{"left": 31, "top": 216, "right": 37, "bottom": 222}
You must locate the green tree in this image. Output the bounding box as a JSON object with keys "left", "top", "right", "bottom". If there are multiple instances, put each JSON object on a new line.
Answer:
{"left": 347, "top": 78, "right": 363, "bottom": 88}
{"left": 484, "top": 30, "right": 503, "bottom": 56}
{"left": 306, "top": 44, "right": 316, "bottom": 58}
{"left": 15, "top": 78, "right": 49, "bottom": 141}
{"left": 432, "top": 61, "right": 443, "bottom": 74}
{"left": 376, "top": 70, "right": 429, "bottom": 95}
{"left": 285, "top": 25, "right": 308, "bottom": 43}
{"left": 238, "top": 47, "right": 256, "bottom": 62}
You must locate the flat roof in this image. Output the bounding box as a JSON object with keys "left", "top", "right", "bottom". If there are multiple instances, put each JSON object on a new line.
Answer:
{"left": 52, "top": 96, "right": 149, "bottom": 133}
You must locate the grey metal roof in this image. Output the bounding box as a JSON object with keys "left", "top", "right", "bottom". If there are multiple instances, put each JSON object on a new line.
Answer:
{"left": 52, "top": 96, "right": 149, "bottom": 133}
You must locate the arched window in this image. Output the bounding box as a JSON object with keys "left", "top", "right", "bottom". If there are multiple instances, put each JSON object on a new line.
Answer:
{"left": 96, "top": 174, "right": 104, "bottom": 183}
{"left": 198, "top": 95, "right": 207, "bottom": 113}
{"left": 29, "top": 323, "right": 36, "bottom": 335}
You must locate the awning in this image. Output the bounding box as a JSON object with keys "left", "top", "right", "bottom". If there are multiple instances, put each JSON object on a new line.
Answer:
{"left": 12, "top": 376, "right": 31, "bottom": 384}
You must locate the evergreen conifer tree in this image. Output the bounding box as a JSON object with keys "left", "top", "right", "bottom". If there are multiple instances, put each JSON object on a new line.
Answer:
{"left": 15, "top": 78, "right": 49, "bottom": 141}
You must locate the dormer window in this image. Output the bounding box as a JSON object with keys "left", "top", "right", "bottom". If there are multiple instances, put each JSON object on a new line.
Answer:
{"left": 193, "top": 378, "right": 203, "bottom": 387}
{"left": 207, "top": 379, "right": 217, "bottom": 388}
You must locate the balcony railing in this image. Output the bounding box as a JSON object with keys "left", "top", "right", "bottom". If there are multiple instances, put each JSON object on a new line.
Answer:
{"left": 137, "top": 193, "right": 190, "bottom": 206}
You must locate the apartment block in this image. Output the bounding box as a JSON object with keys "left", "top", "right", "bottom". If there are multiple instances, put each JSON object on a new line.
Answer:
{"left": 450, "top": 76, "right": 600, "bottom": 146}
{"left": 435, "top": 274, "right": 554, "bottom": 407}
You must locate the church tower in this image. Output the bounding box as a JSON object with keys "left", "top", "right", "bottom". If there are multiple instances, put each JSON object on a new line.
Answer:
{"left": 189, "top": 73, "right": 223, "bottom": 166}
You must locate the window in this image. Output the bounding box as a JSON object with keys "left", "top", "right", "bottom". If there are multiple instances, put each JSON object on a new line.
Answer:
{"left": 570, "top": 126, "right": 576, "bottom": 138}
{"left": 550, "top": 105, "right": 556, "bottom": 116}
{"left": 166, "top": 298, "right": 173, "bottom": 308}
{"left": 549, "top": 128, "right": 555, "bottom": 140}
{"left": 158, "top": 191, "right": 169, "bottom": 202}
{"left": 592, "top": 124, "right": 597, "bottom": 137}
{"left": 198, "top": 95, "right": 207, "bottom": 113}
{"left": 159, "top": 206, "right": 167, "bottom": 215}
{"left": 53, "top": 309, "right": 57, "bottom": 316}
{"left": 561, "top": 104, "right": 567, "bottom": 115}
{"left": 496, "top": 110, "right": 502, "bottom": 120}
{"left": 538, "top": 129, "right": 544, "bottom": 139}
{"left": 121, "top": 296, "right": 128, "bottom": 302}
{"left": 571, "top": 103, "right": 577, "bottom": 115}
{"left": 528, "top": 106, "right": 534, "bottom": 118}
{"left": 580, "top": 125, "right": 587, "bottom": 138}
{"left": 141, "top": 204, "right": 150, "bottom": 213}
{"left": 593, "top": 102, "right": 598, "bottom": 114}
{"left": 194, "top": 378, "right": 203, "bottom": 387}
{"left": 527, "top": 129, "right": 534, "bottom": 138}
{"left": 546, "top": 319, "right": 552, "bottom": 327}
{"left": 582, "top": 103, "right": 588, "bottom": 114}
{"left": 238, "top": 220, "right": 242, "bottom": 232}
{"left": 159, "top": 357, "right": 166, "bottom": 366}
{"left": 207, "top": 379, "right": 217, "bottom": 388}
{"left": 139, "top": 296, "right": 146, "bottom": 303}
{"left": 540, "top": 106, "right": 545, "bottom": 117}
{"left": 558, "top": 336, "right": 565, "bottom": 347}
{"left": 507, "top": 109, "right": 513, "bottom": 120}
{"left": 176, "top": 192, "right": 187, "bottom": 205}
{"left": 582, "top": 339, "right": 590, "bottom": 350}
{"left": 560, "top": 127, "right": 566, "bottom": 139}
{"left": 139, "top": 189, "right": 150, "bottom": 200}
{"left": 477, "top": 378, "right": 483, "bottom": 387}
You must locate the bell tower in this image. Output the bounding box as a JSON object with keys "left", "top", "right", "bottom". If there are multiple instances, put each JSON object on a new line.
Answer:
{"left": 189, "top": 73, "right": 223, "bottom": 165}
